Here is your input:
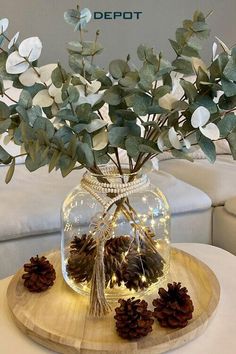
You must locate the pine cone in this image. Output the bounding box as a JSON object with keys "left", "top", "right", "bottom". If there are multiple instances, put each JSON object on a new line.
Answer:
{"left": 67, "top": 252, "right": 95, "bottom": 282}
{"left": 114, "top": 298, "right": 154, "bottom": 340}
{"left": 152, "top": 282, "right": 194, "bottom": 328}
{"left": 70, "top": 234, "right": 96, "bottom": 255}
{"left": 67, "top": 234, "right": 96, "bottom": 282}
{"left": 67, "top": 234, "right": 165, "bottom": 292}
{"left": 104, "top": 236, "right": 130, "bottom": 288}
{"left": 121, "top": 250, "right": 164, "bottom": 291}
{"left": 105, "top": 236, "right": 130, "bottom": 260}
{"left": 67, "top": 235, "right": 131, "bottom": 287}
{"left": 22, "top": 255, "right": 56, "bottom": 292}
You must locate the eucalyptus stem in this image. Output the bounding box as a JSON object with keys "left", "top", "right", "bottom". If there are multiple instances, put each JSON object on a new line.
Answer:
{"left": 114, "top": 148, "right": 123, "bottom": 175}
{"left": 91, "top": 30, "right": 100, "bottom": 66}
{"left": 2, "top": 91, "right": 18, "bottom": 103}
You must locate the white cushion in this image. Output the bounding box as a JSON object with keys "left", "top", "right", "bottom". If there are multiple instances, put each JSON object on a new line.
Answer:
{"left": 213, "top": 206, "right": 236, "bottom": 255}
{"left": 224, "top": 198, "right": 236, "bottom": 217}
{"left": 0, "top": 165, "right": 211, "bottom": 242}
{"left": 149, "top": 170, "right": 211, "bottom": 214}
{"left": 160, "top": 155, "right": 236, "bottom": 206}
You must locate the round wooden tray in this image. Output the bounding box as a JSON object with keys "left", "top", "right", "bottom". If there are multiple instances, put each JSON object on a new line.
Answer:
{"left": 7, "top": 248, "right": 220, "bottom": 354}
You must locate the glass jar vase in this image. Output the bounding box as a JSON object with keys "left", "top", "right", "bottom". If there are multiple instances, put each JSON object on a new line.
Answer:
{"left": 61, "top": 166, "right": 170, "bottom": 315}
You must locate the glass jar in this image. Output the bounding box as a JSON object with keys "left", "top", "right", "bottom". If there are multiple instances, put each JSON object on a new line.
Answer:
{"left": 61, "top": 167, "right": 170, "bottom": 305}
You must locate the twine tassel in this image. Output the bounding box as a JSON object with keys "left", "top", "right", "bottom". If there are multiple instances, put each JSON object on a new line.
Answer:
{"left": 89, "top": 240, "right": 111, "bottom": 317}
{"left": 82, "top": 167, "right": 150, "bottom": 317}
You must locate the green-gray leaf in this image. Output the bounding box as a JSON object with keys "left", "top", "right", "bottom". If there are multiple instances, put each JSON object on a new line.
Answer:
{"left": 198, "top": 133, "right": 216, "bottom": 163}
{"left": 5, "top": 158, "right": 15, "bottom": 184}
{"left": 109, "top": 60, "right": 130, "bottom": 79}
{"left": 108, "top": 126, "right": 129, "bottom": 147}
{"left": 49, "top": 150, "right": 62, "bottom": 173}
{"left": 219, "top": 94, "right": 236, "bottom": 110}
{"left": 0, "top": 118, "right": 11, "bottom": 133}
{"left": 103, "top": 86, "right": 122, "bottom": 105}
{"left": 172, "top": 58, "right": 194, "bottom": 75}
{"left": 210, "top": 52, "right": 228, "bottom": 80}
{"left": 223, "top": 57, "right": 236, "bottom": 82}
{"left": 73, "top": 119, "right": 106, "bottom": 134}
{"left": 218, "top": 114, "right": 236, "bottom": 138}
{"left": 33, "top": 117, "right": 55, "bottom": 139}
{"left": 18, "top": 90, "right": 32, "bottom": 109}
{"left": 77, "top": 142, "right": 94, "bottom": 167}
{"left": 59, "top": 154, "right": 76, "bottom": 177}
{"left": 119, "top": 71, "right": 139, "bottom": 88}
{"left": 0, "top": 146, "right": 12, "bottom": 164}
{"left": 125, "top": 136, "right": 160, "bottom": 158}
{"left": 64, "top": 9, "right": 80, "bottom": 26}
{"left": 125, "top": 93, "right": 152, "bottom": 116}
{"left": 180, "top": 79, "right": 197, "bottom": 103}
{"left": 51, "top": 66, "right": 67, "bottom": 88}
{"left": 221, "top": 78, "right": 236, "bottom": 97}
{"left": 0, "top": 101, "right": 10, "bottom": 119}
{"left": 226, "top": 131, "right": 236, "bottom": 159}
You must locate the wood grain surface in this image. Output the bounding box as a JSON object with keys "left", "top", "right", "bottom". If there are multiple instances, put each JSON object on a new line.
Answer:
{"left": 7, "top": 247, "right": 220, "bottom": 354}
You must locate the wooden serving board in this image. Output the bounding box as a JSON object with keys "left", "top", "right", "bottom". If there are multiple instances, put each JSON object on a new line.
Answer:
{"left": 7, "top": 248, "right": 220, "bottom": 354}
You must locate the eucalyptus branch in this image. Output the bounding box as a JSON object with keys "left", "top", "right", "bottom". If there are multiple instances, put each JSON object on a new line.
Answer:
{"left": 1, "top": 7, "right": 235, "bottom": 183}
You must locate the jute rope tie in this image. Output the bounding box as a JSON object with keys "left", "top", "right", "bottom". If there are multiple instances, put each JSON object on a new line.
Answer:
{"left": 80, "top": 167, "right": 150, "bottom": 317}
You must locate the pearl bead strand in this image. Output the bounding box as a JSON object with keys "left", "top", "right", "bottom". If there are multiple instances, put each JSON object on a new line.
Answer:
{"left": 81, "top": 167, "right": 150, "bottom": 213}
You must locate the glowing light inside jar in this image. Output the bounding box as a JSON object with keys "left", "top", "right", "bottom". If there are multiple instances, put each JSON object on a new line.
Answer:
{"left": 141, "top": 275, "right": 147, "bottom": 282}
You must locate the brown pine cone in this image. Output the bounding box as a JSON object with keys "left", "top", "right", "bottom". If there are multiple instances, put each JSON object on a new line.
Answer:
{"left": 70, "top": 234, "right": 96, "bottom": 255}
{"left": 152, "top": 282, "right": 194, "bottom": 328}
{"left": 114, "top": 298, "right": 154, "bottom": 340}
{"left": 67, "top": 252, "right": 96, "bottom": 283}
{"left": 22, "top": 255, "right": 56, "bottom": 292}
{"left": 67, "top": 234, "right": 96, "bottom": 282}
{"left": 104, "top": 236, "right": 130, "bottom": 288}
{"left": 67, "top": 234, "right": 165, "bottom": 292}
{"left": 105, "top": 236, "right": 130, "bottom": 261}
{"left": 67, "top": 235, "right": 131, "bottom": 287}
{"left": 121, "top": 250, "right": 164, "bottom": 291}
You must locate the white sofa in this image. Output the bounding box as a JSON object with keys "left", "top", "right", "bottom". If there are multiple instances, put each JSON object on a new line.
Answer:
{"left": 159, "top": 155, "right": 236, "bottom": 255}
{"left": 0, "top": 163, "right": 212, "bottom": 278}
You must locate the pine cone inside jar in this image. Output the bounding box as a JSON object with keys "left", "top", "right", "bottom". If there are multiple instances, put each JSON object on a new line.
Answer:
{"left": 67, "top": 234, "right": 131, "bottom": 287}
{"left": 114, "top": 298, "right": 154, "bottom": 340}
{"left": 67, "top": 234, "right": 96, "bottom": 283}
{"left": 22, "top": 255, "right": 56, "bottom": 292}
{"left": 67, "top": 233, "right": 165, "bottom": 291}
{"left": 70, "top": 234, "right": 96, "bottom": 255}
{"left": 104, "top": 236, "right": 130, "bottom": 288}
{"left": 152, "top": 282, "right": 194, "bottom": 328}
{"left": 121, "top": 250, "right": 164, "bottom": 291}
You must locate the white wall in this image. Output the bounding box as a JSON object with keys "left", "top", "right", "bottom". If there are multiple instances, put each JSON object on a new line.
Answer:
{"left": 1, "top": 0, "right": 236, "bottom": 69}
